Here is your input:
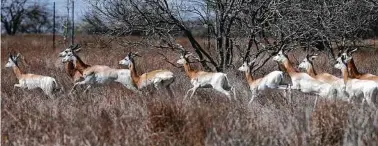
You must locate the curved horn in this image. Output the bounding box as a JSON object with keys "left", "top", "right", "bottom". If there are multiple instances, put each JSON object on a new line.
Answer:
{"left": 348, "top": 48, "right": 358, "bottom": 54}
{"left": 73, "top": 44, "right": 81, "bottom": 50}
{"left": 133, "top": 52, "right": 141, "bottom": 57}
{"left": 69, "top": 44, "right": 75, "bottom": 50}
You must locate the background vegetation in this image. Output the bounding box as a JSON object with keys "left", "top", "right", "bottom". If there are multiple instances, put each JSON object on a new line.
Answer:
{"left": 1, "top": 35, "right": 378, "bottom": 145}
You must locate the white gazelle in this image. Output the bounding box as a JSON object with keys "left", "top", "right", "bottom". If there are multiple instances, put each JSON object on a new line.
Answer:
{"left": 334, "top": 55, "right": 378, "bottom": 107}
{"left": 340, "top": 48, "right": 378, "bottom": 82}
{"left": 238, "top": 57, "right": 288, "bottom": 104}
{"left": 176, "top": 48, "right": 235, "bottom": 100}
{"left": 273, "top": 50, "right": 337, "bottom": 107}
{"left": 119, "top": 52, "right": 175, "bottom": 98}
{"left": 60, "top": 48, "right": 138, "bottom": 94}
{"left": 6, "top": 52, "right": 61, "bottom": 98}
{"left": 298, "top": 54, "right": 348, "bottom": 99}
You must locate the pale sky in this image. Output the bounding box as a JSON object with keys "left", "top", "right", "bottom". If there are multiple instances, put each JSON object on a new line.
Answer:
{"left": 31, "top": 0, "right": 88, "bottom": 21}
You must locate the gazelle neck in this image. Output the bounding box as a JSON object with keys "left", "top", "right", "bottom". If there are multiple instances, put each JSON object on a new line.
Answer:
{"left": 306, "top": 64, "right": 317, "bottom": 77}
{"left": 341, "top": 66, "right": 349, "bottom": 84}
{"left": 12, "top": 65, "right": 24, "bottom": 80}
{"left": 183, "top": 61, "right": 198, "bottom": 79}
{"left": 65, "top": 61, "right": 78, "bottom": 78}
{"left": 245, "top": 67, "right": 255, "bottom": 83}
{"left": 347, "top": 58, "right": 362, "bottom": 78}
{"left": 129, "top": 61, "right": 140, "bottom": 88}
{"left": 282, "top": 59, "right": 298, "bottom": 76}
{"left": 73, "top": 55, "right": 90, "bottom": 73}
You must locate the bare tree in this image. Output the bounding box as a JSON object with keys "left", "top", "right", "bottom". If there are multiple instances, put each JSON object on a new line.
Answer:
{"left": 84, "top": 0, "right": 378, "bottom": 71}
{"left": 19, "top": 4, "right": 53, "bottom": 33}
{"left": 1, "top": 0, "right": 54, "bottom": 35}
{"left": 1, "top": 0, "right": 27, "bottom": 35}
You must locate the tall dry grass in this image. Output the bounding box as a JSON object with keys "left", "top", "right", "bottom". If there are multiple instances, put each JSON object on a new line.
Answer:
{"left": 1, "top": 35, "right": 378, "bottom": 145}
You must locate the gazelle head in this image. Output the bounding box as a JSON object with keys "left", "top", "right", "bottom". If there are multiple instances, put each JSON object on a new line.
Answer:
{"left": 298, "top": 54, "right": 318, "bottom": 70}
{"left": 61, "top": 51, "right": 77, "bottom": 63}
{"left": 176, "top": 51, "right": 192, "bottom": 65}
{"left": 238, "top": 57, "right": 255, "bottom": 72}
{"left": 334, "top": 55, "right": 347, "bottom": 70}
{"left": 5, "top": 53, "right": 21, "bottom": 68}
{"left": 340, "top": 48, "right": 357, "bottom": 63}
{"left": 119, "top": 52, "right": 140, "bottom": 66}
{"left": 59, "top": 44, "right": 81, "bottom": 57}
{"left": 272, "top": 50, "right": 288, "bottom": 63}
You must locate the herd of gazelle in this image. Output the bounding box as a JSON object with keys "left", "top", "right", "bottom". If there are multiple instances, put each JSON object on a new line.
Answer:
{"left": 5, "top": 44, "right": 378, "bottom": 107}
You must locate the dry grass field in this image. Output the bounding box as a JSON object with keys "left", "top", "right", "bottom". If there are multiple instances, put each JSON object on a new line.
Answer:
{"left": 1, "top": 35, "right": 378, "bottom": 145}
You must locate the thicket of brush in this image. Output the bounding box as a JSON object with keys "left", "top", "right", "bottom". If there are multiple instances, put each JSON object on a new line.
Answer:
{"left": 2, "top": 35, "right": 378, "bottom": 145}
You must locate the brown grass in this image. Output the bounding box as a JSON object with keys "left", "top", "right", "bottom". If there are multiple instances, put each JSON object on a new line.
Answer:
{"left": 1, "top": 35, "right": 378, "bottom": 145}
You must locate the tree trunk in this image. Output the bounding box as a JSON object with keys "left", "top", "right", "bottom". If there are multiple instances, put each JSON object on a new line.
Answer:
{"left": 225, "top": 39, "right": 233, "bottom": 67}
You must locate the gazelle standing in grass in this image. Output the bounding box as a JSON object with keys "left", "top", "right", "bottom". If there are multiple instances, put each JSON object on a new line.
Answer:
{"left": 238, "top": 57, "right": 288, "bottom": 105}
{"left": 340, "top": 48, "right": 378, "bottom": 82}
{"left": 334, "top": 55, "right": 378, "bottom": 107}
{"left": 273, "top": 49, "right": 337, "bottom": 107}
{"left": 5, "top": 52, "right": 61, "bottom": 98}
{"left": 298, "top": 54, "right": 348, "bottom": 99}
{"left": 176, "top": 49, "right": 235, "bottom": 100}
{"left": 118, "top": 52, "right": 175, "bottom": 98}
{"left": 60, "top": 45, "right": 138, "bottom": 94}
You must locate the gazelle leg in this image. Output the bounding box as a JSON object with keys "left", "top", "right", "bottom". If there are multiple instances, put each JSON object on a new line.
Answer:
{"left": 13, "top": 84, "right": 22, "bottom": 91}
{"left": 214, "top": 87, "right": 232, "bottom": 100}
{"left": 188, "top": 86, "right": 199, "bottom": 100}
{"left": 83, "top": 85, "right": 92, "bottom": 94}
{"left": 362, "top": 97, "right": 366, "bottom": 106}
{"left": 184, "top": 88, "right": 193, "bottom": 100}
{"left": 232, "top": 87, "right": 237, "bottom": 101}
{"left": 313, "top": 96, "right": 319, "bottom": 109}
{"left": 365, "top": 97, "right": 375, "bottom": 108}
{"left": 14, "top": 84, "right": 22, "bottom": 88}
{"left": 248, "top": 90, "right": 257, "bottom": 105}
{"left": 166, "top": 85, "right": 174, "bottom": 98}
{"left": 46, "top": 92, "right": 54, "bottom": 99}
{"left": 284, "top": 84, "right": 292, "bottom": 103}
{"left": 42, "top": 87, "right": 55, "bottom": 99}
{"left": 70, "top": 81, "right": 85, "bottom": 94}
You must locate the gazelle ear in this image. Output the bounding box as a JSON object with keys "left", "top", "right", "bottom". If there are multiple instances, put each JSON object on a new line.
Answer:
{"left": 15, "top": 53, "right": 21, "bottom": 59}
{"left": 133, "top": 52, "right": 141, "bottom": 57}
{"left": 184, "top": 52, "right": 192, "bottom": 58}
{"left": 248, "top": 58, "right": 256, "bottom": 66}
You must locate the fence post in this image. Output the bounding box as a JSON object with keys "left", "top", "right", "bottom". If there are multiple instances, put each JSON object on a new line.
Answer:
{"left": 53, "top": 2, "right": 56, "bottom": 49}
{"left": 71, "top": 0, "right": 74, "bottom": 45}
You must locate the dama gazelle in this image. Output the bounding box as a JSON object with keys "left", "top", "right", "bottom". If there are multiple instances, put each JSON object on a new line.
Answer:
{"left": 58, "top": 44, "right": 88, "bottom": 82}
{"left": 238, "top": 57, "right": 288, "bottom": 104}
{"left": 298, "top": 54, "right": 348, "bottom": 99}
{"left": 5, "top": 53, "right": 61, "bottom": 98}
{"left": 273, "top": 50, "right": 337, "bottom": 107}
{"left": 176, "top": 50, "right": 235, "bottom": 100}
{"left": 340, "top": 48, "right": 378, "bottom": 81}
{"left": 61, "top": 48, "right": 138, "bottom": 94}
{"left": 334, "top": 55, "right": 378, "bottom": 107}
{"left": 118, "top": 52, "right": 175, "bottom": 98}
{"left": 298, "top": 54, "right": 340, "bottom": 82}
